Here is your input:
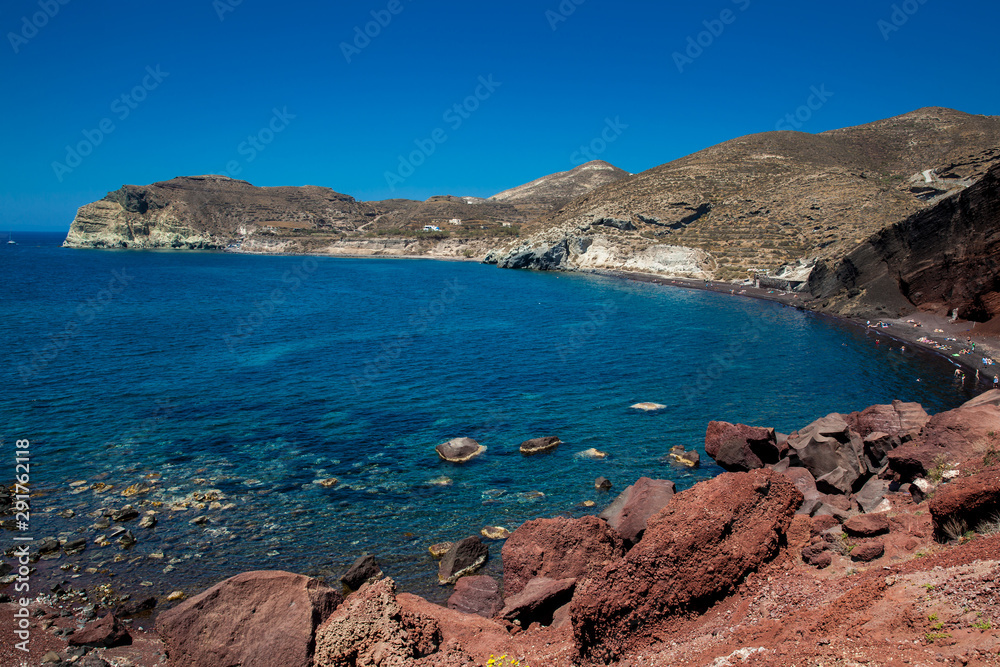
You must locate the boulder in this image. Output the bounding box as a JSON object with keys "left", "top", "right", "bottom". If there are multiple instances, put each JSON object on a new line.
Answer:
{"left": 801, "top": 541, "right": 833, "bottom": 568}
{"left": 778, "top": 466, "right": 820, "bottom": 506}
{"left": 314, "top": 578, "right": 440, "bottom": 667}
{"left": 157, "top": 570, "right": 342, "bottom": 667}
{"left": 501, "top": 515, "right": 624, "bottom": 599}
{"left": 843, "top": 401, "right": 929, "bottom": 440}
{"left": 446, "top": 576, "right": 502, "bottom": 618}
{"left": 704, "top": 421, "right": 780, "bottom": 471}
{"left": 853, "top": 476, "right": 892, "bottom": 514}
{"left": 340, "top": 554, "right": 383, "bottom": 590}
{"left": 888, "top": 403, "right": 1000, "bottom": 480}
{"left": 435, "top": 437, "right": 486, "bottom": 463}
{"left": 850, "top": 541, "right": 885, "bottom": 562}
{"left": 594, "top": 476, "right": 612, "bottom": 490}
{"left": 631, "top": 402, "right": 666, "bottom": 411}
{"left": 438, "top": 537, "right": 488, "bottom": 584}
{"left": 863, "top": 431, "right": 902, "bottom": 471}
{"left": 498, "top": 577, "right": 576, "bottom": 627}
{"left": 480, "top": 526, "right": 510, "bottom": 540}
{"left": 598, "top": 477, "right": 676, "bottom": 544}
{"left": 577, "top": 448, "right": 607, "bottom": 459}
{"left": 958, "top": 389, "right": 1000, "bottom": 409}
{"left": 843, "top": 513, "right": 890, "bottom": 537}
{"left": 787, "top": 414, "right": 866, "bottom": 494}
{"left": 519, "top": 436, "right": 561, "bottom": 455}
{"left": 571, "top": 469, "right": 802, "bottom": 661}
{"left": 929, "top": 466, "right": 1000, "bottom": 542}
{"left": 68, "top": 613, "right": 130, "bottom": 648}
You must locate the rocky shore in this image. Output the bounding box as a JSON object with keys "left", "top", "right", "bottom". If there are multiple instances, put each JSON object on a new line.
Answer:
{"left": 4, "top": 390, "right": 1000, "bottom": 666}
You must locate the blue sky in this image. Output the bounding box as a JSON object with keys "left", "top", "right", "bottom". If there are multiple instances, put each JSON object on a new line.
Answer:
{"left": 2, "top": 0, "right": 999, "bottom": 231}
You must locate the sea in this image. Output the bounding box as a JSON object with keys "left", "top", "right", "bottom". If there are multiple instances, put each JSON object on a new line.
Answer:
{"left": 0, "top": 232, "right": 981, "bottom": 602}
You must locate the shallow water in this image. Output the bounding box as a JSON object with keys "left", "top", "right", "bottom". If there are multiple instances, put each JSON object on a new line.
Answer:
{"left": 0, "top": 233, "right": 979, "bottom": 601}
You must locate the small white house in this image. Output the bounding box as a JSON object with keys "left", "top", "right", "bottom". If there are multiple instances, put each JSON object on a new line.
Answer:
{"left": 449, "top": 218, "right": 462, "bottom": 225}
{"left": 423, "top": 225, "right": 441, "bottom": 232}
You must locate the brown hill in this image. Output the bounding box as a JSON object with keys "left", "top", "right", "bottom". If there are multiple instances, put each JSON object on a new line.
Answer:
{"left": 489, "top": 160, "right": 631, "bottom": 218}
{"left": 501, "top": 107, "right": 1000, "bottom": 278}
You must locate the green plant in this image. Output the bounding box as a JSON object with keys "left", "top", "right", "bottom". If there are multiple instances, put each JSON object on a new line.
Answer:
{"left": 984, "top": 447, "right": 1000, "bottom": 467}
{"left": 924, "top": 632, "right": 951, "bottom": 643}
{"left": 922, "top": 584, "right": 935, "bottom": 591}
{"left": 972, "top": 620, "right": 992, "bottom": 630}
{"left": 915, "top": 551, "right": 927, "bottom": 558}
{"left": 928, "top": 613, "right": 938, "bottom": 622}
{"left": 930, "top": 622, "right": 944, "bottom": 630}
{"left": 928, "top": 455, "right": 952, "bottom": 483}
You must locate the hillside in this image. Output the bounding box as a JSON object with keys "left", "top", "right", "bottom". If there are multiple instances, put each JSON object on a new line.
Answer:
{"left": 489, "top": 160, "right": 631, "bottom": 218}
{"left": 490, "top": 107, "right": 1000, "bottom": 279}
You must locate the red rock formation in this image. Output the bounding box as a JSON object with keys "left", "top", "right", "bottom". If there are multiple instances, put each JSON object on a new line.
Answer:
{"left": 447, "top": 576, "right": 503, "bottom": 618}
{"left": 156, "top": 570, "right": 342, "bottom": 667}
{"left": 598, "top": 477, "right": 676, "bottom": 544}
{"left": 501, "top": 515, "right": 624, "bottom": 599}
{"left": 888, "top": 402, "right": 1000, "bottom": 480}
{"left": 704, "top": 421, "right": 781, "bottom": 471}
{"left": 571, "top": 469, "right": 802, "bottom": 661}
{"left": 930, "top": 465, "right": 1000, "bottom": 541}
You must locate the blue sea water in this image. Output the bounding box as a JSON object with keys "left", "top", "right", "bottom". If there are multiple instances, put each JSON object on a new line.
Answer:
{"left": 0, "top": 232, "right": 980, "bottom": 601}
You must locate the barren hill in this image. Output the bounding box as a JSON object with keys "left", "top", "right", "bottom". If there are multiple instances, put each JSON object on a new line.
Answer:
{"left": 489, "top": 160, "right": 631, "bottom": 218}
{"left": 493, "top": 107, "right": 1000, "bottom": 279}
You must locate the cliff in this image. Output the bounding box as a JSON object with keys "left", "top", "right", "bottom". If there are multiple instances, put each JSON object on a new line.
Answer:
{"left": 808, "top": 162, "right": 1000, "bottom": 322}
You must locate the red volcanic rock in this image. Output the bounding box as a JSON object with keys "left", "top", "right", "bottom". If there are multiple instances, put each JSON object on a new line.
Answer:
{"left": 850, "top": 541, "right": 886, "bottom": 562}
{"left": 68, "top": 613, "right": 130, "bottom": 648}
{"left": 498, "top": 577, "right": 576, "bottom": 627}
{"left": 571, "top": 469, "right": 802, "bottom": 661}
{"left": 314, "top": 578, "right": 440, "bottom": 667}
{"left": 598, "top": 477, "right": 676, "bottom": 544}
{"left": 447, "top": 576, "right": 502, "bottom": 618}
{"left": 501, "top": 515, "right": 624, "bottom": 599}
{"left": 811, "top": 514, "right": 841, "bottom": 536}
{"left": 929, "top": 466, "right": 1000, "bottom": 541}
{"left": 888, "top": 403, "right": 1000, "bottom": 480}
{"left": 157, "top": 570, "right": 342, "bottom": 667}
{"left": 843, "top": 401, "right": 929, "bottom": 440}
{"left": 844, "top": 513, "right": 891, "bottom": 537}
{"left": 704, "top": 422, "right": 781, "bottom": 471}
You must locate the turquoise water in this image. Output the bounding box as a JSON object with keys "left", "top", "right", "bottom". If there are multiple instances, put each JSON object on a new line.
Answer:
{"left": 0, "top": 233, "right": 978, "bottom": 600}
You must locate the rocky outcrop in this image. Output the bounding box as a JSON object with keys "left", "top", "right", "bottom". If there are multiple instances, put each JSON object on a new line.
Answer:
{"left": 156, "top": 570, "right": 342, "bottom": 667}
{"left": 571, "top": 469, "right": 802, "bottom": 661}
{"left": 888, "top": 401, "right": 1000, "bottom": 480}
{"left": 704, "top": 421, "right": 782, "bottom": 471}
{"left": 501, "top": 515, "right": 624, "bottom": 599}
{"left": 498, "top": 577, "right": 577, "bottom": 627}
{"left": 446, "top": 576, "right": 503, "bottom": 618}
{"left": 340, "top": 554, "right": 383, "bottom": 590}
{"left": 598, "top": 477, "right": 677, "bottom": 544}
{"left": 929, "top": 466, "right": 1000, "bottom": 541}
{"left": 313, "top": 578, "right": 440, "bottom": 667}
{"left": 787, "top": 414, "right": 867, "bottom": 494}
{"left": 809, "top": 161, "right": 1000, "bottom": 320}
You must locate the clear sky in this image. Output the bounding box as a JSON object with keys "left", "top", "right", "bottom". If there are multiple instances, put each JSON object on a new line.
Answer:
{"left": 2, "top": 0, "right": 999, "bottom": 231}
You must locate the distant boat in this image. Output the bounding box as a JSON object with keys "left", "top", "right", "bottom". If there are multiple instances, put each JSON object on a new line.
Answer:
{"left": 6, "top": 232, "right": 14, "bottom": 245}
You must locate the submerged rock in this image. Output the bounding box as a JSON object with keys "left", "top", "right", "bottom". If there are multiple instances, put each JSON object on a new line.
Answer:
{"left": 631, "top": 402, "right": 666, "bottom": 412}
{"left": 519, "top": 436, "right": 561, "bottom": 455}
{"left": 340, "top": 554, "right": 383, "bottom": 590}
{"left": 428, "top": 542, "right": 454, "bottom": 559}
{"left": 577, "top": 448, "right": 608, "bottom": 459}
{"left": 480, "top": 526, "right": 511, "bottom": 540}
{"left": 435, "top": 437, "right": 486, "bottom": 463}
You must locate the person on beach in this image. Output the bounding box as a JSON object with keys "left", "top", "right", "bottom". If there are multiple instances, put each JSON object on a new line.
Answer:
{"left": 995, "top": 376, "right": 999, "bottom": 389}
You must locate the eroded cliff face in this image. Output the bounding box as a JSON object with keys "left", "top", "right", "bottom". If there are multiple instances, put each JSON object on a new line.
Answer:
{"left": 808, "top": 163, "right": 1000, "bottom": 321}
